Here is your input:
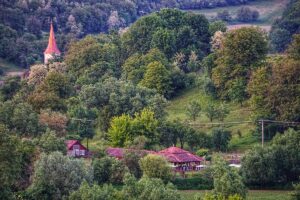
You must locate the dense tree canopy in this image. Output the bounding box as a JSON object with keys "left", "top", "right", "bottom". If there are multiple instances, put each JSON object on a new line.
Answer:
{"left": 28, "top": 152, "right": 92, "bottom": 199}
{"left": 241, "top": 129, "right": 300, "bottom": 186}
{"left": 212, "top": 27, "right": 268, "bottom": 101}
{"left": 123, "top": 9, "right": 211, "bottom": 60}
{"left": 248, "top": 37, "right": 300, "bottom": 122}
{"left": 270, "top": 0, "right": 300, "bottom": 52}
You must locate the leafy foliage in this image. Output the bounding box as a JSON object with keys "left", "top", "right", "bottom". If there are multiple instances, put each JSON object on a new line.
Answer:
{"left": 186, "top": 100, "right": 201, "bottom": 121}
{"left": 93, "top": 156, "right": 126, "bottom": 185}
{"left": 212, "top": 27, "right": 267, "bottom": 100}
{"left": 211, "top": 129, "right": 232, "bottom": 152}
{"left": 28, "top": 152, "right": 92, "bottom": 199}
{"left": 139, "top": 154, "right": 172, "bottom": 182}
{"left": 108, "top": 109, "right": 158, "bottom": 148}
{"left": 212, "top": 154, "right": 247, "bottom": 198}
{"left": 37, "top": 130, "right": 66, "bottom": 154}
{"left": 241, "top": 129, "right": 300, "bottom": 186}
{"left": 236, "top": 7, "right": 259, "bottom": 22}
{"left": 270, "top": 0, "right": 300, "bottom": 52}
{"left": 248, "top": 44, "right": 300, "bottom": 122}
{"left": 140, "top": 61, "right": 172, "bottom": 97}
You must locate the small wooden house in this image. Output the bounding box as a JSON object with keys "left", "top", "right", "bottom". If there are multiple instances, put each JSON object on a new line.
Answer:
{"left": 158, "top": 147, "right": 204, "bottom": 172}
{"left": 65, "top": 140, "right": 89, "bottom": 158}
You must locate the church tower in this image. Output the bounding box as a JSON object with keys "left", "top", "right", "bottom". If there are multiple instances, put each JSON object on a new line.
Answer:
{"left": 44, "top": 22, "right": 61, "bottom": 64}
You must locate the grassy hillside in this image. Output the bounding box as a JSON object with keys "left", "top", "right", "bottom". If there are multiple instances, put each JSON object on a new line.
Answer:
{"left": 166, "top": 87, "right": 260, "bottom": 152}
{"left": 188, "top": 0, "right": 289, "bottom": 31}
{"left": 0, "top": 58, "right": 24, "bottom": 80}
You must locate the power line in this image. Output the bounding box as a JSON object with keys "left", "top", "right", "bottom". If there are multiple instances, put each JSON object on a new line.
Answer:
{"left": 189, "top": 119, "right": 300, "bottom": 148}
{"left": 259, "top": 119, "right": 300, "bottom": 125}
{"left": 189, "top": 121, "right": 253, "bottom": 126}
{"left": 70, "top": 118, "right": 94, "bottom": 122}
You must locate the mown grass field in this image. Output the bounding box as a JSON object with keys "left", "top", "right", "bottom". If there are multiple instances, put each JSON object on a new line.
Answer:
{"left": 166, "top": 87, "right": 259, "bottom": 152}
{"left": 180, "top": 190, "right": 291, "bottom": 200}
{"left": 188, "top": 0, "right": 289, "bottom": 31}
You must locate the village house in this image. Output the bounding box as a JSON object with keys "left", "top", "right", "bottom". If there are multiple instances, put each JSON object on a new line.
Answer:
{"left": 65, "top": 140, "right": 89, "bottom": 158}
{"left": 158, "top": 146, "right": 204, "bottom": 172}
{"left": 107, "top": 146, "right": 204, "bottom": 173}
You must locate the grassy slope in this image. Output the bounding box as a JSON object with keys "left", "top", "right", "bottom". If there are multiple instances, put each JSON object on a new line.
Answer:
{"left": 166, "top": 87, "right": 259, "bottom": 152}
{"left": 188, "top": 0, "right": 289, "bottom": 31}
{"left": 181, "top": 190, "right": 291, "bottom": 200}
{"left": 0, "top": 58, "right": 21, "bottom": 72}
{"left": 0, "top": 58, "right": 24, "bottom": 80}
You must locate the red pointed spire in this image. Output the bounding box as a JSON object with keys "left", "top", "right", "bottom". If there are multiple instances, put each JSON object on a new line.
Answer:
{"left": 44, "top": 22, "right": 61, "bottom": 55}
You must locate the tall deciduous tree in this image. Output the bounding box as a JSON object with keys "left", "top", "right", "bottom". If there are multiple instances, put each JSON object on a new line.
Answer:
{"left": 0, "top": 124, "right": 22, "bottom": 199}
{"left": 140, "top": 61, "right": 172, "bottom": 97}
{"left": 248, "top": 48, "right": 300, "bottom": 122}
{"left": 38, "top": 129, "right": 66, "bottom": 154}
{"left": 12, "top": 103, "right": 40, "bottom": 136}
{"left": 108, "top": 109, "right": 158, "bottom": 148}
{"left": 212, "top": 27, "right": 267, "bottom": 101}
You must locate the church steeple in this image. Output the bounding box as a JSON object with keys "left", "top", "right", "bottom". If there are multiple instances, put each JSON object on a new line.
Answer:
{"left": 44, "top": 21, "right": 61, "bottom": 64}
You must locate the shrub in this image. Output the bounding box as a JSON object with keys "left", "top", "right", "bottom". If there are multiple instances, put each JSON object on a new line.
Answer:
{"left": 139, "top": 154, "right": 172, "bottom": 182}
{"left": 196, "top": 148, "right": 209, "bottom": 157}
{"left": 236, "top": 7, "right": 259, "bottom": 22}
{"left": 217, "top": 10, "right": 232, "bottom": 21}
{"left": 28, "top": 152, "right": 92, "bottom": 199}
{"left": 93, "top": 156, "right": 126, "bottom": 185}
{"left": 172, "top": 176, "right": 213, "bottom": 190}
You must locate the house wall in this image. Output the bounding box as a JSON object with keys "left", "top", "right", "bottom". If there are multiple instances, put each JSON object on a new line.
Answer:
{"left": 68, "top": 143, "right": 87, "bottom": 157}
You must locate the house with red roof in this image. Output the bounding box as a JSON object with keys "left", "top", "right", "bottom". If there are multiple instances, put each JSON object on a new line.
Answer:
{"left": 106, "top": 146, "right": 204, "bottom": 172}
{"left": 106, "top": 147, "right": 155, "bottom": 159}
{"left": 65, "top": 140, "right": 89, "bottom": 158}
{"left": 157, "top": 147, "right": 204, "bottom": 172}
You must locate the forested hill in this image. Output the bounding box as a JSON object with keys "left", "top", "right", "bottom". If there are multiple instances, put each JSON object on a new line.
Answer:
{"left": 0, "top": 0, "right": 255, "bottom": 68}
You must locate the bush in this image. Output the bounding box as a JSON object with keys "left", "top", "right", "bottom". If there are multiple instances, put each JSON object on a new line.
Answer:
{"left": 172, "top": 176, "right": 213, "bottom": 190}
{"left": 236, "top": 7, "right": 259, "bottom": 22}
{"left": 139, "top": 154, "right": 172, "bottom": 182}
{"left": 68, "top": 181, "right": 118, "bottom": 200}
{"left": 37, "top": 129, "right": 66, "bottom": 154}
{"left": 122, "top": 174, "right": 182, "bottom": 200}
{"left": 216, "top": 10, "right": 232, "bottom": 21}
{"left": 212, "top": 155, "right": 247, "bottom": 198}
{"left": 28, "top": 152, "right": 92, "bottom": 200}
{"left": 211, "top": 129, "right": 232, "bottom": 152}
{"left": 289, "top": 183, "right": 300, "bottom": 200}
{"left": 241, "top": 129, "right": 300, "bottom": 187}
{"left": 196, "top": 148, "right": 209, "bottom": 157}
{"left": 93, "top": 156, "right": 126, "bottom": 185}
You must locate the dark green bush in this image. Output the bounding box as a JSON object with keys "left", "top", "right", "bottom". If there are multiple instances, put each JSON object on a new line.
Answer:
{"left": 172, "top": 176, "right": 213, "bottom": 190}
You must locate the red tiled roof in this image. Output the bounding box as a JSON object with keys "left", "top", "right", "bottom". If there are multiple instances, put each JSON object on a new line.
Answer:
{"left": 106, "top": 146, "right": 203, "bottom": 163}
{"left": 106, "top": 147, "right": 155, "bottom": 158}
{"left": 159, "top": 146, "right": 190, "bottom": 154}
{"left": 44, "top": 22, "right": 61, "bottom": 55}
{"left": 158, "top": 147, "right": 203, "bottom": 163}
{"left": 65, "top": 140, "right": 89, "bottom": 151}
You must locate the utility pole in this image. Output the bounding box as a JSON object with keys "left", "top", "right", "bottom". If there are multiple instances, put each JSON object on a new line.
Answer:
{"left": 261, "top": 119, "right": 264, "bottom": 147}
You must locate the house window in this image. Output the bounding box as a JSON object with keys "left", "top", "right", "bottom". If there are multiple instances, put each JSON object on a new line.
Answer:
{"left": 80, "top": 150, "right": 85, "bottom": 156}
